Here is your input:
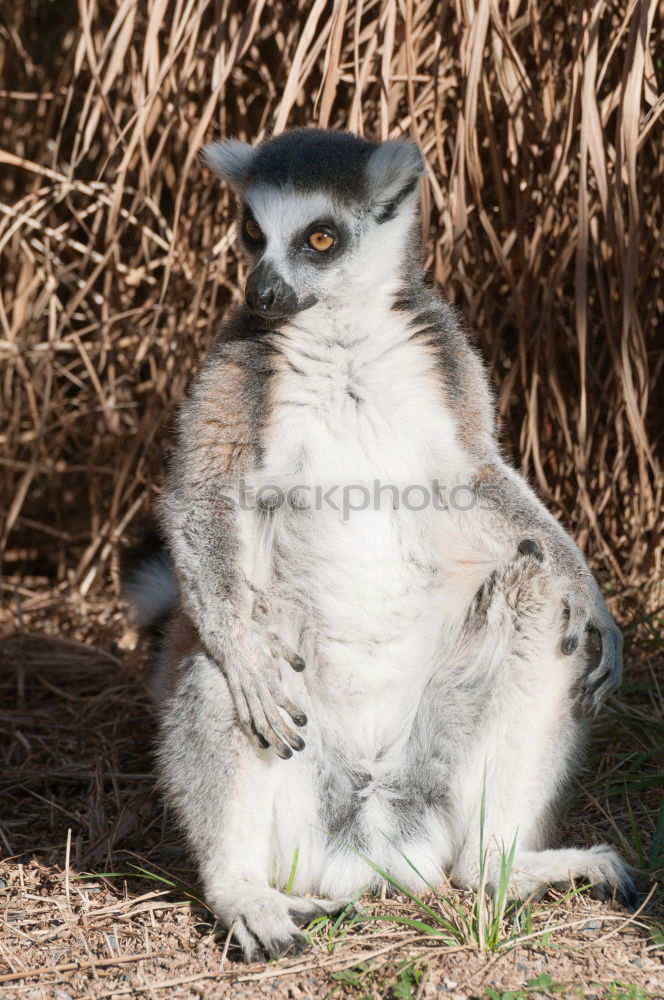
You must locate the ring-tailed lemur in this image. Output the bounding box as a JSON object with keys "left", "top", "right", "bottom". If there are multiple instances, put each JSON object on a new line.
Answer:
{"left": 124, "top": 128, "right": 634, "bottom": 963}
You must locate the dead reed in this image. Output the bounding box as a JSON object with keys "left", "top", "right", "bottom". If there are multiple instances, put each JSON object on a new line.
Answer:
{"left": 0, "top": 0, "right": 662, "bottom": 604}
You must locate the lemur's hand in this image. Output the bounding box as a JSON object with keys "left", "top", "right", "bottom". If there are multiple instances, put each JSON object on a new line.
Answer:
{"left": 518, "top": 538, "right": 622, "bottom": 714}
{"left": 222, "top": 622, "right": 308, "bottom": 759}
{"left": 562, "top": 579, "right": 623, "bottom": 714}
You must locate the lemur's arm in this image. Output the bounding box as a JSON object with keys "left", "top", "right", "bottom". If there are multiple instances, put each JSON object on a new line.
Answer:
{"left": 160, "top": 341, "right": 306, "bottom": 759}
{"left": 426, "top": 300, "right": 622, "bottom": 713}
{"left": 471, "top": 459, "right": 622, "bottom": 713}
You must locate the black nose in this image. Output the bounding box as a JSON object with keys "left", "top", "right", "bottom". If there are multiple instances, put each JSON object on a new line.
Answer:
{"left": 245, "top": 262, "right": 298, "bottom": 317}
{"left": 252, "top": 286, "right": 276, "bottom": 311}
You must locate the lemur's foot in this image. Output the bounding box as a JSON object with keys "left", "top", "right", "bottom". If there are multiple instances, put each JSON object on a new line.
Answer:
{"left": 227, "top": 890, "right": 355, "bottom": 963}
{"left": 224, "top": 622, "right": 308, "bottom": 759}
{"left": 506, "top": 847, "right": 636, "bottom": 908}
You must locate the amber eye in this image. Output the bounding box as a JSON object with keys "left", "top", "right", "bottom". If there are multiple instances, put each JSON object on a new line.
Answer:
{"left": 244, "top": 218, "right": 263, "bottom": 241}
{"left": 308, "top": 229, "right": 335, "bottom": 252}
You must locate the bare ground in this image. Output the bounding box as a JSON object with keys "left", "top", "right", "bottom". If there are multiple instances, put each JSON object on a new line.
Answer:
{"left": 1, "top": 594, "right": 662, "bottom": 1000}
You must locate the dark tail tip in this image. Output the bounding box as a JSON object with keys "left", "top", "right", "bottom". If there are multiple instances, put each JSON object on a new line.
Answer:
{"left": 120, "top": 526, "right": 178, "bottom": 639}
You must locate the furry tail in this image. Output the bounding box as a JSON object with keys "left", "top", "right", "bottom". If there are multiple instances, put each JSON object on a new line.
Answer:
{"left": 120, "top": 527, "right": 178, "bottom": 634}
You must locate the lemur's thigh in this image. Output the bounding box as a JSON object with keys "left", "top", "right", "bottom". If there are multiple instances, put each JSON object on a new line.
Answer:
{"left": 157, "top": 642, "right": 349, "bottom": 961}
{"left": 448, "top": 556, "right": 633, "bottom": 902}
{"left": 450, "top": 555, "right": 581, "bottom": 857}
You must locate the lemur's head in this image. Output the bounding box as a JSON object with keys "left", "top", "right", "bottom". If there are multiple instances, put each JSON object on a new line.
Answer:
{"left": 202, "top": 128, "right": 424, "bottom": 320}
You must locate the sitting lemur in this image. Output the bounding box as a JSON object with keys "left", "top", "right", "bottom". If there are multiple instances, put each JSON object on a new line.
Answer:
{"left": 123, "top": 128, "right": 633, "bottom": 962}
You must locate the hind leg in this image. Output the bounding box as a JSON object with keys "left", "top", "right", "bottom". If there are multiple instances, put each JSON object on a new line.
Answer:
{"left": 447, "top": 554, "right": 635, "bottom": 904}
{"left": 158, "top": 639, "right": 352, "bottom": 962}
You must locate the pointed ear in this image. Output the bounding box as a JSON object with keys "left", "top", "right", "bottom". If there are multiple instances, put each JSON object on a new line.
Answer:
{"left": 200, "top": 139, "right": 257, "bottom": 188}
{"left": 366, "top": 140, "right": 424, "bottom": 221}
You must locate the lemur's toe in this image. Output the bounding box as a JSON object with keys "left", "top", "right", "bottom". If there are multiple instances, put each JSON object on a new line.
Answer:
{"left": 234, "top": 904, "right": 309, "bottom": 963}
{"left": 288, "top": 895, "right": 356, "bottom": 927}
{"left": 265, "top": 930, "right": 308, "bottom": 959}
{"left": 619, "top": 881, "right": 640, "bottom": 911}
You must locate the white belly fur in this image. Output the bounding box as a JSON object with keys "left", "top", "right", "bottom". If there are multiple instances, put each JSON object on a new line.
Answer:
{"left": 246, "top": 307, "right": 492, "bottom": 750}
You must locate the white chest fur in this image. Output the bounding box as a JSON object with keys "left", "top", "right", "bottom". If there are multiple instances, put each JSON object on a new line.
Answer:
{"left": 266, "top": 304, "right": 467, "bottom": 485}
{"left": 248, "top": 304, "right": 483, "bottom": 746}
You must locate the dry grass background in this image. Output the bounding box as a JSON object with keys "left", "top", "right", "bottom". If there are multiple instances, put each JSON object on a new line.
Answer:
{"left": 0, "top": 0, "right": 662, "bottom": 596}
{"left": 0, "top": 0, "right": 663, "bottom": 997}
